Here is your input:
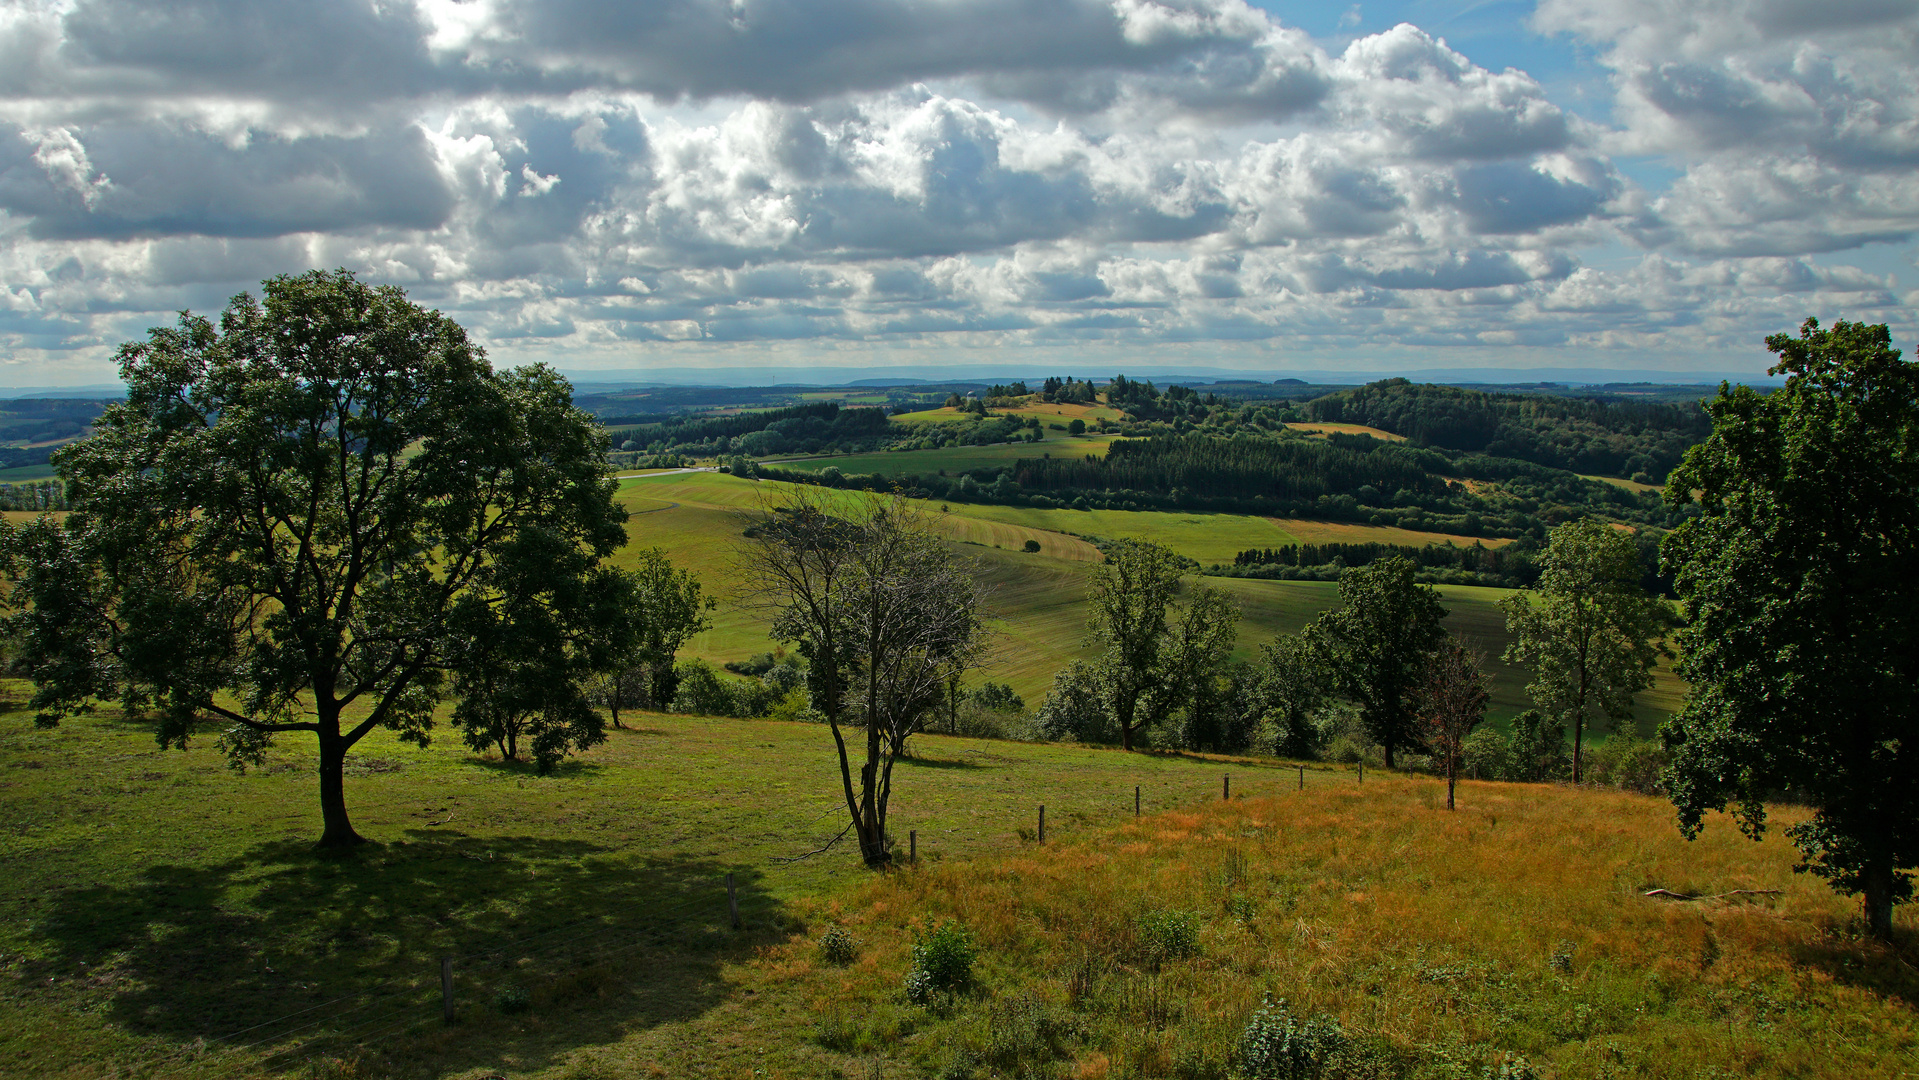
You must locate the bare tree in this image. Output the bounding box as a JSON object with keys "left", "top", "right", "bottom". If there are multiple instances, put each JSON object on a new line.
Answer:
{"left": 742, "top": 490, "right": 986, "bottom": 866}
{"left": 1417, "top": 637, "right": 1491, "bottom": 811}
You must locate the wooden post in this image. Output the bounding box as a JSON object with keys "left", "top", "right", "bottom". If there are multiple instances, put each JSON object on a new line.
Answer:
{"left": 1223, "top": 774, "right": 1230, "bottom": 801}
{"left": 1134, "top": 785, "right": 1140, "bottom": 816}
{"left": 440, "top": 956, "right": 453, "bottom": 1023}
{"left": 726, "top": 872, "right": 741, "bottom": 930}
{"left": 1298, "top": 765, "right": 1304, "bottom": 791}
{"left": 909, "top": 830, "right": 917, "bottom": 864}
{"left": 1038, "top": 804, "right": 1046, "bottom": 845}
{"left": 1358, "top": 760, "right": 1364, "bottom": 784}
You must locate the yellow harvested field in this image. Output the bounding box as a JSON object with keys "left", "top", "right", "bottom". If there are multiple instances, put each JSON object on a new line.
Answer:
{"left": 1581, "top": 472, "right": 1664, "bottom": 494}
{"left": 1285, "top": 422, "right": 1407, "bottom": 441}
{"left": 1274, "top": 517, "right": 1514, "bottom": 548}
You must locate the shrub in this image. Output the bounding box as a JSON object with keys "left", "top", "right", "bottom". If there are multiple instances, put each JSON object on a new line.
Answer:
{"left": 495, "top": 983, "right": 530, "bottom": 1015}
{"left": 1506, "top": 710, "right": 1568, "bottom": 781}
{"left": 1583, "top": 735, "right": 1667, "bottom": 795}
{"left": 1136, "top": 908, "right": 1200, "bottom": 966}
{"left": 1237, "top": 997, "right": 1347, "bottom": 1079}
{"left": 905, "top": 921, "right": 976, "bottom": 1003}
{"left": 1068, "top": 419, "right": 1087, "bottom": 435}
{"left": 1023, "top": 539, "right": 1041, "bottom": 553}
{"left": 670, "top": 659, "right": 743, "bottom": 717}
{"left": 818, "top": 923, "right": 859, "bottom": 965}
{"left": 1461, "top": 727, "right": 1510, "bottom": 780}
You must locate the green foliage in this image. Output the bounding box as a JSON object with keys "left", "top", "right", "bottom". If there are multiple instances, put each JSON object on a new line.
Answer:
{"left": 1301, "top": 557, "right": 1448, "bottom": 767}
{"left": 1067, "top": 418, "right": 1087, "bottom": 435}
{"left": 1237, "top": 997, "right": 1348, "bottom": 1080}
{"left": 1225, "top": 540, "right": 1537, "bottom": 588}
{"left": 1505, "top": 710, "right": 1569, "bottom": 782}
{"left": 1022, "top": 538, "right": 1042, "bottom": 552}
{"left": 1135, "top": 908, "right": 1200, "bottom": 966}
{"left": 1079, "top": 539, "right": 1239, "bottom": 750}
{"left": 670, "top": 659, "right": 746, "bottom": 717}
{"left": 970, "top": 682, "right": 1024, "bottom": 713}
{"left": 1245, "top": 636, "right": 1327, "bottom": 759}
{"left": 905, "top": 920, "right": 976, "bottom": 1003}
{"left": 817, "top": 923, "right": 859, "bottom": 965}
{"left": 494, "top": 983, "right": 531, "bottom": 1015}
{"left": 0, "top": 270, "right": 627, "bottom": 846}
{"left": 1500, "top": 519, "right": 1666, "bottom": 780}
{"left": 1659, "top": 317, "right": 1919, "bottom": 936}
{"left": 1014, "top": 432, "right": 1445, "bottom": 507}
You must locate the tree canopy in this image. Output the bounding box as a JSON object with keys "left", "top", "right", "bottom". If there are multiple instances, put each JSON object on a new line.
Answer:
{"left": 1660, "top": 318, "right": 1919, "bottom": 938}
{"left": 1501, "top": 519, "right": 1666, "bottom": 781}
{"left": 1302, "top": 555, "right": 1448, "bottom": 768}
{"left": 0, "top": 270, "right": 632, "bottom": 846}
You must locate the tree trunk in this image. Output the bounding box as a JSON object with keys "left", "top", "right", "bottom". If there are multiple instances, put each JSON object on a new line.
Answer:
{"left": 315, "top": 725, "right": 364, "bottom": 849}
{"left": 1446, "top": 758, "right": 1456, "bottom": 811}
{"left": 1572, "top": 714, "right": 1584, "bottom": 784}
{"left": 1863, "top": 859, "right": 1895, "bottom": 940}
{"left": 1383, "top": 740, "right": 1396, "bottom": 769}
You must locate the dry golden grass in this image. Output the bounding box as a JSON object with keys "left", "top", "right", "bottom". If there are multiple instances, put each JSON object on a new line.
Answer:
{"left": 1276, "top": 517, "right": 1515, "bottom": 549}
{"left": 1285, "top": 423, "right": 1408, "bottom": 442}
{"left": 744, "top": 775, "right": 1919, "bottom": 1078}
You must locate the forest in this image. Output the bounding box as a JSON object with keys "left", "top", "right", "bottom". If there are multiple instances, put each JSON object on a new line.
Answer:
{"left": 1304, "top": 378, "right": 1711, "bottom": 480}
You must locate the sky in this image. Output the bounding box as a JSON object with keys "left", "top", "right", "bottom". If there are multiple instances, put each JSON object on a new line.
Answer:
{"left": 0, "top": 0, "right": 1915, "bottom": 388}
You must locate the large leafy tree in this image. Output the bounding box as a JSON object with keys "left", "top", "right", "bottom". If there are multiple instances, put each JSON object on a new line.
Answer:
{"left": 0, "top": 270, "right": 630, "bottom": 847}
{"left": 1500, "top": 519, "right": 1667, "bottom": 782}
{"left": 1661, "top": 318, "right": 1919, "bottom": 939}
{"left": 743, "top": 491, "right": 985, "bottom": 866}
{"left": 1083, "top": 539, "right": 1238, "bottom": 751}
{"left": 1303, "top": 555, "right": 1447, "bottom": 768}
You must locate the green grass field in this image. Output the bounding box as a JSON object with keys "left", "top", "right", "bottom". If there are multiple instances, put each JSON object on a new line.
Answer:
{"left": 891, "top": 400, "right": 1124, "bottom": 425}
{"left": 1, "top": 699, "right": 1908, "bottom": 1079}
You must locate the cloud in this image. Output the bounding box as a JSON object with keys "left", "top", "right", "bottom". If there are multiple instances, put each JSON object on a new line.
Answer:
{"left": 0, "top": 0, "right": 1911, "bottom": 382}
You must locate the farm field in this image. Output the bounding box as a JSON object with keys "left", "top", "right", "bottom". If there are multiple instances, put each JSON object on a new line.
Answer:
{"left": 614, "top": 472, "right": 1683, "bottom": 724}
{"left": 774, "top": 434, "right": 1119, "bottom": 477}
{"left": 1285, "top": 422, "right": 1406, "bottom": 441}
{"left": 1581, "top": 473, "right": 1665, "bottom": 494}
{"left": 891, "top": 400, "right": 1125, "bottom": 425}
{"left": 1, "top": 701, "right": 1909, "bottom": 1079}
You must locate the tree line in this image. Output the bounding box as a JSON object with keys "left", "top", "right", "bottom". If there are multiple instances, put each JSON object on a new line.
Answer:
{"left": 1219, "top": 540, "right": 1541, "bottom": 587}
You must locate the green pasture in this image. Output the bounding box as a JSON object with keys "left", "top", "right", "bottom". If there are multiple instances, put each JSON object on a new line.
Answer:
{"left": 890, "top": 399, "right": 1123, "bottom": 425}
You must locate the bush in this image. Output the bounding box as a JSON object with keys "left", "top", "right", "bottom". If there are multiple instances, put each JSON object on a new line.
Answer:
{"left": 1036, "top": 660, "right": 1116, "bottom": 743}
{"left": 1583, "top": 735, "right": 1668, "bottom": 794}
{"left": 1068, "top": 419, "right": 1087, "bottom": 435}
{"left": 1461, "top": 727, "right": 1510, "bottom": 780}
{"left": 817, "top": 923, "right": 859, "bottom": 965}
{"left": 1136, "top": 908, "right": 1200, "bottom": 966}
{"left": 1023, "top": 538, "right": 1041, "bottom": 552}
{"left": 670, "top": 659, "right": 743, "bottom": 717}
{"left": 1238, "top": 997, "right": 1347, "bottom": 1079}
{"left": 1507, "top": 710, "right": 1568, "bottom": 781}
{"left": 905, "top": 921, "right": 976, "bottom": 1003}
{"left": 494, "top": 983, "right": 530, "bottom": 1015}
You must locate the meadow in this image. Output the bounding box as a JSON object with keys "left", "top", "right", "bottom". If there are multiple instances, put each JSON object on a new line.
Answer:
{"left": 890, "top": 401, "right": 1125, "bottom": 425}
{"left": 0, "top": 698, "right": 1909, "bottom": 1080}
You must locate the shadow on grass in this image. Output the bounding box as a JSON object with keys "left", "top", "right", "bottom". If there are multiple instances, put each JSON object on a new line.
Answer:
{"left": 458, "top": 754, "right": 610, "bottom": 779}
{"left": 1789, "top": 925, "right": 1919, "bottom": 1012}
{"left": 23, "top": 832, "right": 785, "bottom": 1075}
{"left": 893, "top": 754, "right": 990, "bottom": 770}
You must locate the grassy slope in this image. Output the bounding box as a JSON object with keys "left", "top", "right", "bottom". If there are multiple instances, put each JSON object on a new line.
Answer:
{"left": 1284, "top": 422, "right": 1407, "bottom": 441}
{"left": 891, "top": 401, "right": 1124, "bottom": 425}
{"left": 616, "top": 473, "right": 1682, "bottom": 726}
{"left": 1, "top": 703, "right": 1909, "bottom": 1080}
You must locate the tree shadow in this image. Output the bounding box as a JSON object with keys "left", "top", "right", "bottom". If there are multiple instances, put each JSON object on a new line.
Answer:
{"left": 893, "top": 753, "right": 990, "bottom": 770}
{"left": 21, "top": 832, "right": 785, "bottom": 1075}
{"left": 459, "top": 756, "right": 608, "bottom": 778}
{"left": 1788, "top": 925, "right": 1919, "bottom": 1012}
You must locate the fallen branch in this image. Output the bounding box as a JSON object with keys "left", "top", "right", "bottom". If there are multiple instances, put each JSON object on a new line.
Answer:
{"left": 773, "top": 821, "right": 855, "bottom": 864}
{"left": 1644, "top": 888, "right": 1782, "bottom": 901}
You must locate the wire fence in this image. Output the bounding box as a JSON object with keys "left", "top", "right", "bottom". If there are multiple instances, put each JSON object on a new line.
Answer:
{"left": 150, "top": 757, "right": 1395, "bottom": 1078}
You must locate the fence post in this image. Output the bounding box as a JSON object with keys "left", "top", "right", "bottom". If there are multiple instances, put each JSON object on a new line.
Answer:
{"left": 1298, "top": 765, "right": 1304, "bottom": 791}
{"left": 1358, "top": 760, "right": 1364, "bottom": 784}
{"left": 1135, "top": 785, "right": 1140, "bottom": 816}
{"left": 1223, "top": 774, "right": 1230, "bottom": 801}
{"left": 1038, "top": 804, "right": 1046, "bottom": 845}
{"left": 726, "top": 872, "right": 741, "bottom": 930}
{"left": 440, "top": 956, "right": 454, "bottom": 1024}
{"left": 910, "top": 830, "right": 917, "bottom": 864}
